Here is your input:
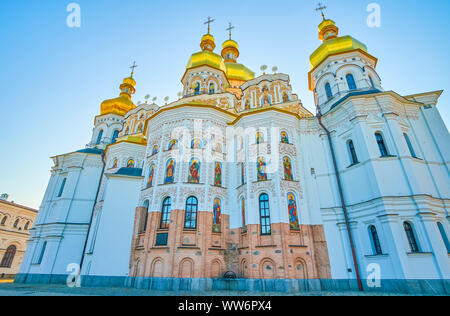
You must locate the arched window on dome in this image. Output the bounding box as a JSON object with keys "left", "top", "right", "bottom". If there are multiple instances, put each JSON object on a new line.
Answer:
{"left": 209, "top": 83, "right": 215, "bottom": 95}
{"left": 96, "top": 130, "right": 104, "bottom": 145}
{"left": 112, "top": 130, "right": 119, "bottom": 144}
{"left": 0, "top": 245, "right": 16, "bottom": 268}
{"left": 346, "top": 74, "right": 357, "bottom": 91}
{"left": 1, "top": 216, "right": 6, "bottom": 226}
{"left": 325, "top": 82, "right": 333, "bottom": 100}
{"left": 193, "top": 82, "right": 200, "bottom": 95}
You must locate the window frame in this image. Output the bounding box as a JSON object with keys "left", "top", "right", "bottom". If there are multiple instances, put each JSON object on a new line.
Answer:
{"left": 259, "top": 193, "right": 271, "bottom": 236}
{"left": 184, "top": 196, "right": 198, "bottom": 230}
{"left": 0, "top": 245, "right": 17, "bottom": 268}
{"left": 347, "top": 140, "right": 359, "bottom": 165}
{"left": 369, "top": 225, "right": 383, "bottom": 255}
{"left": 404, "top": 222, "right": 420, "bottom": 253}
{"left": 160, "top": 197, "right": 172, "bottom": 229}
{"left": 375, "top": 132, "right": 389, "bottom": 157}
{"left": 346, "top": 74, "right": 357, "bottom": 91}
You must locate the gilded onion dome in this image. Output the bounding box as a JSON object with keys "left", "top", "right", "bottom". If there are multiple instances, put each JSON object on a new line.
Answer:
{"left": 310, "top": 19, "right": 368, "bottom": 69}
{"left": 100, "top": 76, "right": 137, "bottom": 116}
{"left": 186, "top": 33, "right": 227, "bottom": 74}
{"left": 221, "top": 39, "right": 255, "bottom": 82}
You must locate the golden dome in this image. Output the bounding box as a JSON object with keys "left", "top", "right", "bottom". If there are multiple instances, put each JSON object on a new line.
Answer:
{"left": 222, "top": 39, "right": 239, "bottom": 50}
{"left": 225, "top": 62, "right": 255, "bottom": 82}
{"left": 310, "top": 19, "right": 368, "bottom": 69}
{"left": 100, "top": 76, "right": 137, "bottom": 116}
{"left": 186, "top": 50, "right": 227, "bottom": 73}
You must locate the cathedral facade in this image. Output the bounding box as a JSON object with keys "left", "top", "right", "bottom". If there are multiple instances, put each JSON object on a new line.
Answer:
{"left": 17, "top": 17, "right": 450, "bottom": 292}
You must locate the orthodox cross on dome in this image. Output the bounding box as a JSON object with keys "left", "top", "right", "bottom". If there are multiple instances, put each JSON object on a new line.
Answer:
{"left": 130, "top": 61, "right": 138, "bottom": 78}
{"left": 204, "top": 17, "right": 215, "bottom": 34}
{"left": 226, "top": 22, "right": 235, "bottom": 40}
{"left": 315, "top": 2, "right": 327, "bottom": 20}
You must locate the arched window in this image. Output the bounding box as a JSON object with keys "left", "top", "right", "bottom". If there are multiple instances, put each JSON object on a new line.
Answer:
{"left": 348, "top": 140, "right": 359, "bottom": 165}
{"left": 139, "top": 201, "right": 149, "bottom": 233}
{"left": 375, "top": 133, "right": 389, "bottom": 157}
{"left": 188, "top": 158, "right": 201, "bottom": 184}
{"left": 209, "top": 83, "right": 215, "bottom": 95}
{"left": 160, "top": 197, "right": 172, "bottom": 229}
{"left": 127, "top": 159, "right": 135, "bottom": 168}
{"left": 369, "top": 225, "right": 383, "bottom": 255}
{"left": 403, "top": 133, "right": 417, "bottom": 158}
{"left": 24, "top": 221, "right": 30, "bottom": 230}
{"left": 96, "top": 130, "right": 104, "bottom": 145}
{"left": 0, "top": 245, "right": 16, "bottom": 268}
{"left": 37, "top": 241, "right": 47, "bottom": 264}
{"left": 404, "top": 222, "right": 420, "bottom": 253}
{"left": 325, "top": 82, "right": 333, "bottom": 100}
{"left": 112, "top": 130, "right": 120, "bottom": 144}
{"left": 346, "top": 74, "right": 357, "bottom": 91}
{"left": 437, "top": 222, "right": 450, "bottom": 253}
{"left": 259, "top": 193, "right": 271, "bottom": 235}
{"left": 241, "top": 198, "right": 247, "bottom": 232}
{"left": 57, "top": 178, "right": 67, "bottom": 198}
{"left": 184, "top": 196, "right": 198, "bottom": 230}
{"left": 13, "top": 219, "right": 19, "bottom": 228}
{"left": 0, "top": 217, "right": 6, "bottom": 226}
{"left": 165, "top": 159, "right": 176, "bottom": 184}
{"left": 193, "top": 82, "right": 200, "bottom": 95}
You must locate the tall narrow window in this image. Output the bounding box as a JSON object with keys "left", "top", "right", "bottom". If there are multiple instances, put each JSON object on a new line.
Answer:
{"left": 37, "top": 242, "right": 47, "bottom": 265}
{"left": 375, "top": 133, "right": 389, "bottom": 157}
{"left": 184, "top": 196, "right": 198, "bottom": 230}
{"left": 325, "top": 82, "right": 333, "bottom": 100}
{"left": 160, "top": 197, "right": 172, "bottom": 229}
{"left": 57, "top": 178, "right": 67, "bottom": 198}
{"left": 96, "top": 130, "right": 104, "bottom": 145}
{"left": 0, "top": 245, "right": 16, "bottom": 268}
{"left": 437, "top": 222, "right": 450, "bottom": 253}
{"left": 13, "top": 219, "right": 19, "bottom": 228}
{"left": 139, "top": 201, "right": 149, "bottom": 233}
{"left": 241, "top": 198, "right": 247, "bottom": 233}
{"left": 259, "top": 193, "right": 271, "bottom": 235}
{"left": 404, "top": 222, "right": 420, "bottom": 253}
{"left": 348, "top": 140, "right": 359, "bottom": 165}
{"left": 369, "top": 75, "right": 375, "bottom": 88}
{"left": 369, "top": 225, "right": 383, "bottom": 255}
{"left": 404, "top": 133, "right": 417, "bottom": 158}
{"left": 112, "top": 130, "right": 119, "bottom": 143}
{"left": 346, "top": 74, "right": 357, "bottom": 91}
{"left": 24, "top": 221, "right": 30, "bottom": 230}
{"left": 1, "top": 217, "right": 6, "bottom": 225}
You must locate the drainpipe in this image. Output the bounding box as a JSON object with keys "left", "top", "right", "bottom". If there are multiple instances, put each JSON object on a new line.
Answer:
{"left": 79, "top": 152, "right": 106, "bottom": 271}
{"left": 314, "top": 90, "right": 363, "bottom": 291}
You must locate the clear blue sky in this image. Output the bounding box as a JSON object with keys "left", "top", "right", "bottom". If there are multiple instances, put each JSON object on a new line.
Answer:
{"left": 1, "top": 0, "right": 449, "bottom": 209}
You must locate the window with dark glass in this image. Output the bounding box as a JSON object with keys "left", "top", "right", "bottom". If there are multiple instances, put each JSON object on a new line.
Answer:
{"left": 96, "top": 130, "right": 104, "bottom": 145}
{"left": 325, "top": 82, "right": 333, "bottom": 100}
{"left": 375, "top": 133, "right": 389, "bottom": 157}
{"left": 259, "top": 193, "right": 271, "bottom": 235}
{"left": 348, "top": 140, "right": 359, "bottom": 165}
{"left": 437, "top": 222, "right": 450, "bottom": 253}
{"left": 404, "top": 222, "right": 420, "bottom": 253}
{"left": 369, "top": 225, "right": 383, "bottom": 255}
{"left": 57, "top": 178, "right": 67, "bottom": 198}
{"left": 346, "top": 74, "right": 357, "bottom": 91}
{"left": 184, "top": 196, "right": 198, "bottom": 230}
{"left": 0, "top": 245, "right": 16, "bottom": 268}
{"left": 37, "top": 241, "right": 47, "bottom": 264}
{"left": 112, "top": 130, "right": 120, "bottom": 143}
{"left": 160, "top": 197, "right": 172, "bottom": 229}
{"left": 404, "top": 133, "right": 417, "bottom": 158}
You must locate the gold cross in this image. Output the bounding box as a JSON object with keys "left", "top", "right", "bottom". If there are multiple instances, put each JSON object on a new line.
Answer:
{"left": 130, "top": 61, "right": 138, "bottom": 78}
{"left": 226, "top": 22, "right": 235, "bottom": 40}
{"left": 315, "top": 2, "right": 327, "bottom": 20}
{"left": 204, "top": 17, "right": 215, "bottom": 34}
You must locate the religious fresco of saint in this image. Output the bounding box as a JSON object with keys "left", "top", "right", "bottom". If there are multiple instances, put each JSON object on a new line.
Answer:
{"left": 193, "top": 82, "right": 200, "bottom": 95}
{"left": 212, "top": 198, "right": 221, "bottom": 233}
{"left": 281, "top": 131, "right": 289, "bottom": 144}
{"left": 284, "top": 157, "right": 294, "bottom": 181}
{"left": 188, "top": 158, "right": 200, "bottom": 184}
{"left": 127, "top": 159, "right": 135, "bottom": 168}
{"left": 165, "top": 159, "right": 175, "bottom": 184}
{"left": 242, "top": 198, "right": 247, "bottom": 233}
{"left": 256, "top": 132, "right": 264, "bottom": 144}
{"left": 191, "top": 139, "right": 201, "bottom": 149}
{"left": 147, "top": 164, "right": 155, "bottom": 188}
{"left": 214, "top": 162, "right": 222, "bottom": 187}
{"left": 168, "top": 139, "right": 178, "bottom": 151}
{"left": 244, "top": 98, "right": 251, "bottom": 110}
{"left": 282, "top": 91, "right": 290, "bottom": 102}
{"left": 257, "top": 157, "right": 267, "bottom": 181}
{"left": 287, "top": 193, "right": 300, "bottom": 231}
{"left": 152, "top": 145, "right": 158, "bottom": 156}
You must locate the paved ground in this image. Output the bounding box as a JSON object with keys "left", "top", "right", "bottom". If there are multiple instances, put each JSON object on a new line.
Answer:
{"left": 0, "top": 282, "right": 428, "bottom": 296}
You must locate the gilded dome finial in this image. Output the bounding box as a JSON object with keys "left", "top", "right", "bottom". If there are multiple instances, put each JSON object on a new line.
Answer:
{"left": 226, "top": 22, "right": 235, "bottom": 40}
{"left": 204, "top": 17, "right": 215, "bottom": 35}
{"left": 315, "top": 2, "right": 327, "bottom": 21}
{"left": 129, "top": 61, "right": 138, "bottom": 78}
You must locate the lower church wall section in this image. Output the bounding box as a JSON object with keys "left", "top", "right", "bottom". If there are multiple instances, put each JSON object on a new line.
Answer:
{"left": 14, "top": 274, "right": 450, "bottom": 295}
